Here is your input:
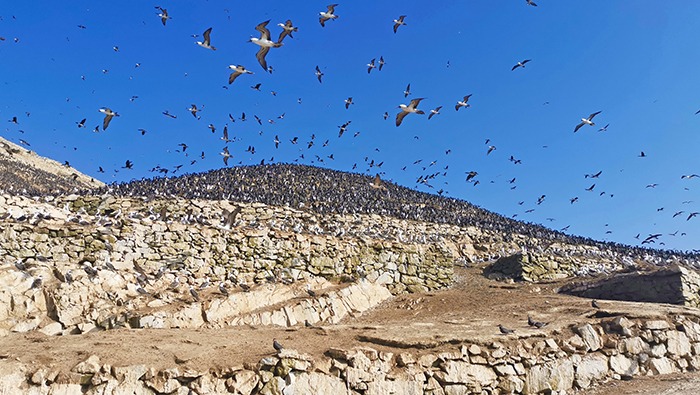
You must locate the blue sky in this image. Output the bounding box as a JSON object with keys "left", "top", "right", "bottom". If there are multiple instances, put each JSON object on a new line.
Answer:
{"left": 1, "top": 1, "right": 699, "bottom": 251}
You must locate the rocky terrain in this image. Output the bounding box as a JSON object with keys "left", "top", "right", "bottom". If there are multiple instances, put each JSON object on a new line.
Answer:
{"left": 1, "top": 158, "right": 700, "bottom": 393}
{"left": 0, "top": 136, "right": 103, "bottom": 195}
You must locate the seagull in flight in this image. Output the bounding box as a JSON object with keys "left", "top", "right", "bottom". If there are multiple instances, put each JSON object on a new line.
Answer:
{"left": 574, "top": 111, "right": 601, "bottom": 132}
{"left": 525, "top": 0, "right": 538, "bottom": 6}
{"left": 196, "top": 27, "right": 216, "bottom": 50}
{"left": 404, "top": 83, "right": 411, "bottom": 97}
{"left": 315, "top": 65, "right": 324, "bottom": 83}
{"left": 220, "top": 147, "right": 231, "bottom": 166}
{"left": 319, "top": 4, "right": 339, "bottom": 27}
{"left": 98, "top": 107, "right": 119, "bottom": 131}
{"left": 396, "top": 98, "right": 425, "bottom": 127}
{"left": 681, "top": 174, "right": 699, "bottom": 179}
{"left": 276, "top": 20, "right": 298, "bottom": 43}
{"left": 367, "top": 58, "right": 376, "bottom": 74}
{"left": 511, "top": 59, "right": 531, "bottom": 71}
{"left": 228, "top": 65, "right": 253, "bottom": 84}
{"left": 250, "top": 20, "right": 282, "bottom": 71}
{"left": 188, "top": 104, "right": 201, "bottom": 118}
{"left": 378, "top": 56, "right": 385, "bottom": 71}
{"left": 455, "top": 94, "right": 472, "bottom": 111}
{"left": 428, "top": 106, "right": 442, "bottom": 120}
{"left": 598, "top": 123, "right": 609, "bottom": 132}
{"left": 156, "top": 7, "right": 170, "bottom": 26}
{"left": 393, "top": 15, "right": 406, "bottom": 33}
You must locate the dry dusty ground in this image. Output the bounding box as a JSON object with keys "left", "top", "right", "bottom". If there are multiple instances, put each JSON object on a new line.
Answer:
{"left": 2, "top": 264, "right": 700, "bottom": 393}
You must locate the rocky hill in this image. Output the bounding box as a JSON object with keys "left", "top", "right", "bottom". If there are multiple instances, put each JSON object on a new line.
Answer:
{"left": 1, "top": 155, "right": 700, "bottom": 394}
{"left": 0, "top": 136, "right": 103, "bottom": 195}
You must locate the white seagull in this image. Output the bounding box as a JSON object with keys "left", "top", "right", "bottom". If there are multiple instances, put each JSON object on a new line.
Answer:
{"left": 455, "top": 94, "right": 472, "bottom": 111}
{"left": 228, "top": 65, "right": 253, "bottom": 84}
{"left": 196, "top": 27, "right": 216, "bottom": 50}
{"left": 428, "top": 106, "right": 442, "bottom": 120}
{"left": 574, "top": 111, "right": 602, "bottom": 133}
{"left": 250, "top": 20, "right": 282, "bottom": 71}
{"left": 396, "top": 98, "right": 425, "bottom": 127}
{"left": 319, "top": 4, "right": 339, "bottom": 27}
{"left": 220, "top": 147, "right": 231, "bottom": 166}
{"left": 98, "top": 107, "right": 119, "bottom": 131}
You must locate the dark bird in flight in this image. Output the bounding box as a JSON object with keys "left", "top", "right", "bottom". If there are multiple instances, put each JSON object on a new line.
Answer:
{"left": 404, "top": 83, "right": 411, "bottom": 97}
{"left": 315, "top": 65, "right": 324, "bottom": 83}
{"left": 396, "top": 98, "right": 425, "bottom": 127}
{"left": 319, "top": 4, "right": 339, "bottom": 27}
{"left": 221, "top": 147, "right": 231, "bottom": 165}
{"left": 188, "top": 104, "right": 201, "bottom": 118}
{"left": 688, "top": 212, "right": 700, "bottom": 221}
{"left": 228, "top": 65, "right": 253, "bottom": 84}
{"left": 99, "top": 107, "right": 119, "bottom": 131}
{"left": 367, "top": 58, "right": 376, "bottom": 73}
{"left": 574, "top": 111, "right": 602, "bottom": 132}
{"left": 681, "top": 174, "right": 699, "bottom": 179}
{"left": 511, "top": 59, "right": 531, "bottom": 71}
{"left": 585, "top": 171, "right": 602, "bottom": 179}
{"left": 76, "top": 118, "right": 86, "bottom": 128}
{"left": 196, "top": 27, "right": 216, "bottom": 50}
{"left": 156, "top": 7, "right": 170, "bottom": 26}
{"left": 250, "top": 20, "right": 282, "bottom": 71}
{"left": 455, "top": 94, "right": 472, "bottom": 111}
{"left": 393, "top": 15, "right": 407, "bottom": 33}
{"left": 344, "top": 97, "right": 354, "bottom": 109}
{"left": 428, "top": 106, "right": 442, "bottom": 120}
{"left": 378, "top": 56, "right": 385, "bottom": 71}
{"left": 638, "top": 151, "right": 647, "bottom": 157}
{"left": 123, "top": 160, "right": 133, "bottom": 169}
{"left": 276, "top": 20, "right": 298, "bottom": 43}
{"left": 525, "top": 0, "right": 537, "bottom": 7}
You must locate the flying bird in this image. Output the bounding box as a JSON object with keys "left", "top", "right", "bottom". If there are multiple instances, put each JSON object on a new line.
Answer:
{"left": 250, "top": 20, "right": 282, "bottom": 71}
{"left": 319, "top": 4, "right": 339, "bottom": 27}
{"left": 76, "top": 118, "right": 86, "bottom": 128}
{"left": 681, "top": 174, "right": 699, "bottom": 179}
{"left": 370, "top": 174, "right": 387, "bottom": 190}
{"left": 378, "top": 56, "right": 385, "bottom": 71}
{"left": 315, "top": 66, "right": 324, "bottom": 83}
{"left": 188, "top": 104, "right": 201, "bottom": 118}
{"left": 396, "top": 98, "right": 425, "bottom": 127}
{"left": 156, "top": 7, "right": 170, "bottom": 26}
{"left": 404, "top": 83, "right": 411, "bottom": 97}
{"left": 574, "top": 111, "right": 602, "bottom": 133}
{"left": 196, "top": 27, "right": 216, "bottom": 50}
{"left": 525, "top": 0, "right": 538, "bottom": 7}
{"left": 511, "top": 59, "right": 531, "bottom": 71}
{"left": 393, "top": 15, "right": 406, "bottom": 33}
{"left": 221, "top": 147, "right": 231, "bottom": 165}
{"left": 688, "top": 212, "right": 700, "bottom": 221}
{"left": 344, "top": 97, "right": 354, "bottom": 109}
{"left": 367, "top": 58, "right": 376, "bottom": 74}
{"left": 276, "top": 20, "right": 298, "bottom": 43}
{"left": 98, "top": 107, "right": 119, "bottom": 131}
{"left": 598, "top": 124, "right": 609, "bottom": 132}
{"left": 455, "top": 94, "right": 472, "bottom": 111}
{"left": 228, "top": 65, "right": 253, "bottom": 84}
{"left": 428, "top": 106, "right": 442, "bottom": 120}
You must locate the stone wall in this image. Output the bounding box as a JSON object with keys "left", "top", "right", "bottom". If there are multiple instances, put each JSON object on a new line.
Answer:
{"left": 4, "top": 314, "right": 700, "bottom": 394}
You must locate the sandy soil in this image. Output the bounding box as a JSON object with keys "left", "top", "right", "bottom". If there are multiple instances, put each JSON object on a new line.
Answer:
{"left": 1, "top": 264, "right": 699, "bottom": 393}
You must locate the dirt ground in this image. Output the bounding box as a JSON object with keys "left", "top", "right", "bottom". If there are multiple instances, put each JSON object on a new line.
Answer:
{"left": 2, "top": 264, "right": 700, "bottom": 393}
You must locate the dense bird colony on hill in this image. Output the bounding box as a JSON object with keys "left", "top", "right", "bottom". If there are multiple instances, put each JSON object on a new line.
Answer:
{"left": 93, "top": 164, "right": 700, "bottom": 261}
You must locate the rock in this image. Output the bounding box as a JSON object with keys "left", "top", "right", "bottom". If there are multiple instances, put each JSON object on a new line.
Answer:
{"left": 524, "top": 358, "right": 574, "bottom": 394}
{"left": 650, "top": 357, "right": 678, "bottom": 375}
{"left": 73, "top": 355, "right": 101, "bottom": 374}
{"left": 283, "top": 372, "right": 348, "bottom": 395}
{"left": 610, "top": 354, "right": 639, "bottom": 376}
{"left": 666, "top": 331, "right": 691, "bottom": 357}
{"left": 574, "top": 353, "right": 608, "bottom": 389}
{"left": 436, "top": 361, "right": 497, "bottom": 387}
{"left": 226, "top": 370, "right": 259, "bottom": 395}
{"left": 574, "top": 324, "right": 603, "bottom": 352}
{"left": 39, "top": 322, "right": 63, "bottom": 336}
{"left": 619, "top": 337, "right": 648, "bottom": 355}
{"left": 644, "top": 320, "right": 670, "bottom": 330}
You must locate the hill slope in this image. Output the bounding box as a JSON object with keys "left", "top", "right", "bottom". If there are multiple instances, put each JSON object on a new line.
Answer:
{"left": 0, "top": 136, "right": 103, "bottom": 194}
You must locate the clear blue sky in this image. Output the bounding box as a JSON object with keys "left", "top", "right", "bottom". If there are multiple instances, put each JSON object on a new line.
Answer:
{"left": 1, "top": 1, "right": 699, "bottom": 252}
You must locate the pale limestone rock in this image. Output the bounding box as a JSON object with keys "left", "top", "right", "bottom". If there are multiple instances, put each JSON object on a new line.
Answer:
{"left": 189, "top": 375, "right": 230, "bottom": 395}
{"left": 0, "top": 361, "right": 28, "bottom": 394}
{"left": 498, "top": 375, "right": 525, "bottom": 394}
{"left": 47, "top": 384, "right": 84, "bottom": 395}
{"left": 443, "top": 384, "right": 470, "bottom": 395}
{"left": 619, "top": 337, "right": 648, "bottom": 354}
{"left": 666, "top": 331, "right": 691, "bottom": 357}
{"left": 365, "top": 379, "right": 423, "bottom": 395}
{"left": 523, "top": 359, "right": 574, "bottom": 394}
{"left": 610, "top": 354, "right": 639, "bottom": 376}
{"left": 649, "top": 357, "right": 678, "bottom": 375}
{"left": 651, "top": 344, "right": 667, "bottom": 358}
{"left": 574, "top": 324, "right": 603, "bottom": 352}
{"left": 10, "top": 316, "right": 41, "bottom": 333}
{"left": 437, "top": 361, "right": 497, "bottom": 387}
{"left": 574, "top": 353, "right": 608, "bottom": 389}
{"left": 73, "top": 355, "right": 101, "bottom": 374}
{"left": 39, "top": 322, "right": 63, "bottom": 336}
{"left": 644, "top": 320, "right": 670, "bottom": 330}
{"left": 282, "top": 372, "right": 348, "bottom": 395}
{"left": 227, "top": 370, "right": 259, "bottom": 395}
{"left": 682, "top": 320, "right": 700, "bottom": 341}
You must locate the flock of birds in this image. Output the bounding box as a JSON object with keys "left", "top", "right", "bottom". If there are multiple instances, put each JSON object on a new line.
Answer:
{"left": 1, "top": 2, "right": 698, "bottom": 253}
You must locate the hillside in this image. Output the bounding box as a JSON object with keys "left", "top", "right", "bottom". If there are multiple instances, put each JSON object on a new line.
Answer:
{"left": 0, "top": 136, "right": 103, "bottom": 194}
{"left": 96, "top": 163, "right": 699, "bottom": 262}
